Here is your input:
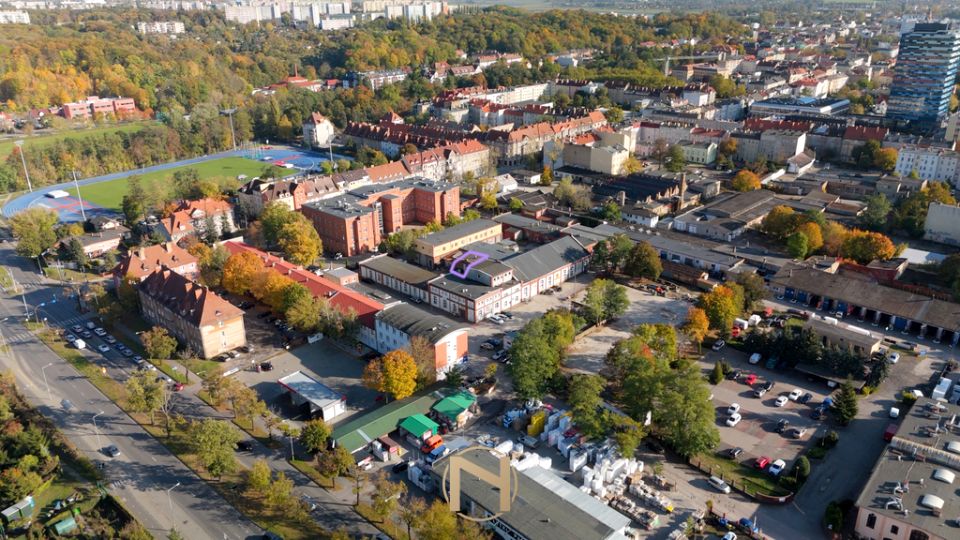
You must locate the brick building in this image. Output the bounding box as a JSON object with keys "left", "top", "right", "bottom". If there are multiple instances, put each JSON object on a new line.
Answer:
{"left": 300, "top": 178, "right": 460, "bottom": 257}
{"left": 113, "top": 242, "right": 199, "bottom": 287}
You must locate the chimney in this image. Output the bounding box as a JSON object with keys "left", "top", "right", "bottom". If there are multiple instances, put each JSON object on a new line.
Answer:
{"left": 164, "top": 242, "right": 172, "bottom": 253}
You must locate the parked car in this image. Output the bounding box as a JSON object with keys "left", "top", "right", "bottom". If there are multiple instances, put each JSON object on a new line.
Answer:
{"left": 64, "top": 333, "right": 77, "bottom": 343}
{"left": 726, "top": 447, "right": 743, "bottom": 459}
{"left": 755, "top": 456, "right": 770, "bottom": 469}
{"left": 259, "top": 362, "right": 274, "bottom": 372}
{"left": 811, "top": 408, "right": 825, "bottom": 420}
{"left": 492, "top": 350, "right": 508, "bottom": 362}
{"left": 93, "top": 327, "right": 107, "bottom": 337}
{"left": 104, "top": 335, "right": 117, "bottom": 344}
{"left": 392, "top": 461, "right": 410, "bottom": 474}
{"left": 798, "top": 392, "right": 814, "bottom": 405}
{"left": 712, "top": 339, "right": 726, "bottom": 351}
{"left": 500, "top": 312, "right": 514, "bottom": 319}
{"left": 707, "top": 475, "right": 732, "bottom": 494}
{"left": 787, "top": 427, "right": 807, "bottom": 439}
{"left": 887, "top": 352, "right": 900, "bottom": 364}
{"left": 71, "top": 325, "right": 84, "bottom": 333}
{"left": 776, "top": 419, "right": 789, "bottom": 433}
{"left": 103, "top": 445, "right": 121, "bottom": 458}
{"left": 725, "top": 413, "right": 742, "bottom": 427}
{"left": 748, "top": 353, "right": 762, "bottom": 365}
{"left": 728, "top": 369, "right": 742, "bottom": 381}
{"left": 80, "top": 330, "right": 92, "bottom": 339}
{"left": 753, "top": 387, "right": 767, "bottom": 398}
{"left": 480, "top": 342, "right": 495, "bottom": 351}
{"left": 97, "top": 344, "right": 110, "bottom": 353}
{"left": 774, "top": 395, "right": 789, "bottom": 407}
{"left": 241, "top": 344, "right": 255, "bottom": 353}
{"left": 768, "top": 459, "right": 787, "bottom": 476}
{"left": 121, "top": 349, "right": 134, "bottom": 357}
{"left": 236, "top": 440, "right": 254, "bottom": 452}
{"left": 488, "top": 314, "right": 505, "bottom": 325}
{"left": 726, "top": 403, "right": 741, "bottom": 416}
{"left": 788, "top": 388, "right": 803, "bottom": 401}
{"left": 743, "top": 374, "right": 758, "bottom": 385}
{"left": 257, "top": 311, "right": 272, "bottom": 319}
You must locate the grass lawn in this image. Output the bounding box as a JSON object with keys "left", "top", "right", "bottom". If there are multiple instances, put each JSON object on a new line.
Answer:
{"left": 355, "top": 503, "right": 409, "bottom": 540}
{"left": 42, "top": 266, "right": 104, "bottom": 283}
{"left": 67, "top": 156, "right": 295, "bottom": 210}
{"left": 693, "top": 452, "right": 792, "bottom": 498}
{"left": 0, "top": 121, "right": 155, "bottom": 159}
{"left": 291, "top": 459, "right": 335, "bottom": 489}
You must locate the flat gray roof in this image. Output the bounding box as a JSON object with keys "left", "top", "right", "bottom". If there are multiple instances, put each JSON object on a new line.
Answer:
{"left": 360, "top": 255, "right": 438, "bottom": 285}
{"left": 428, "top": 275, "right": 502, "bottom": 300}
{"left": 376, "top": 303, "right": 469, "bottom": 344}
{"left": 416, "top": 219, "right": 500, "bottom": 247}
{"left": 431, "top": 450, "right": 626, "bottom": 540}
{"left": 504, "top": 236, "right": 589, "bottom": 282}
{"left": 277, "top": 371, "right": 341, "bottom": 409}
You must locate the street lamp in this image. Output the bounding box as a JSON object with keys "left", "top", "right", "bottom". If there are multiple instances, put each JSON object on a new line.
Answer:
{"left": 41, "top": 362, "right": 54, "bottom": 400}
{"left": 220, "top": 109, "right": 238, "bottom": 151}
{"left": 14, "top": 141, "right": 32, "bottom": 193}
{"left": 92, "top": 410, "right": 105, "bottom": 450}
{"left": 166, "top": 482, "right": 181, "bottom": 526}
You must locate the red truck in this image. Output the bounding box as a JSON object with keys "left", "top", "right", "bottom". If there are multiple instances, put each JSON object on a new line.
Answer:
{"left": 883, "top": 423, "right": 898, "bottom": 442}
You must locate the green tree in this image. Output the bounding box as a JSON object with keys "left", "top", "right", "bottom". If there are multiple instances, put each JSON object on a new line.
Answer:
{"left": 762, "top": 205, "right": 798, "bottom": 239}
{"left": 602, "top": 279, "right": 630, "bottom": 321}
{"left": 624, "top": 241, "right": 662, "bottom": 280}
{"left": 415, "top": 500, "right": 460, "bottom": 540}
{"left": 122, "top": 175, "right": 146, "bottom": 223}
{"left": 371, "top": 470, "right": 407, "bottom": 522}
{"left": 10, "top": 208, "right": 58, "bottom": 258}
{"left": 709, "top": 361, "right": 724, "bottom": 384}
{"left": 187, "top": 419, "right": 240, "bottom": 480}
{"left": 606, "top": 233, "right": 634, "bottom": 273}
{"left": 0, "top": 467, "right": 42, "bottom": 503}
{"left": 590, "top": 239, "right": 610, "bottom": 272}
{"left": 793, "top": 455, "right": 811, "bottom": 481}
{"left": 285, "top": 293, "right": 321, "bottom": 333}
{"left": 300, "top": 418, "right": 331, "bottom": 457}
{"left": 656, "top": 362, "right": 720, "bottom": 456}
{"left": 317, "top": 445, "right": 355, "bottom": 489}
{"left": 833, "top": 381, "right": 858, "bottom": 426}
{"left": 698, "top": 286, "right": 740, "bottom": 332}
{"left": 125, "top": 370, "right": 166, "bottom": 425}
{"left": 786, "top": 231, "right": 809, "bottom": 259}
{"left": 568, "top": 374, "right": 607, "bottom": 439}
{"left": 598, "top": 200, "right": 620, "bottom": 222}
{"left": 611, "top": 415, "right": 645, "bottom": 457}
{"left": 142, "top": 326, "right": 178, "bottom": 359}
{"left": 735, "top": 272, "right": 768, "bottom": 312}
{"left": 278, "top": 218, "right": 322, "bottom": 266}
{"left": 508, "top": 197, "right": 523, "bottom": 212}
{"left": 265, "top": 471, "right": 294, "bottom": 508}
{"left": 666, "top": 144, "right": 686, "bottom": 172}
{"left": 259, "top": 202, "right": 300, "bottom": 247}
{"left": 246, "top": 458, "right": 271, "bottom": 494}
{"left": 731, "top": 169, "right": 761, "bottom": 192}
{"left": 859, "top": 193, "right": 892, "bottom": 231}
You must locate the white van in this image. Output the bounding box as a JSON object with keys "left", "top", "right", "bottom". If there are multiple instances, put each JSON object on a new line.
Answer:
{"left": 749, "top": 353, "right": 762, "bottom": 365}
{"left": 708, "top": 475, "right": 731, "bottom": 494}
{"left": 74, "top": 339, "right": 87, "bottom": 350}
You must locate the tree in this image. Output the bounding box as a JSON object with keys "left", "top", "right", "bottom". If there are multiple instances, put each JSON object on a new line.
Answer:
{"left": 793, "top": 455, "right": 811, "bottom": 481}
{"left": 222, "top": 251, "right": 263, "bottom": 295}
{"left": 624, "top": 241, "right": 662, "bottom": 280}
{"left": 415, "top": 500, "right": 460, "bottom": 540}
{"left": 168, "top": 529, "right": 185, "bottom": 540}
{"left": 731, "top": 169, "right": 760, "bottom": 192}
{"left": 683, "top": 307, "right": 709, "bottom": 352}
{"left": 259, "top": 202, "right": 300, "bottom": 247}
{"left": 553, "top": 177, "right": 591, "bottom": 210}
{"left": 125, "top": 370, "right": 166, "bottom": 425}
{"left": 285, "top": 293, "right": 321, "bottom": 333}
{"left": 602, "top": 280, "right": 629, "bottom": 322}
{"left": 840, "top": 229, "right": 896, "bottom": 264}
{"left": 606, "top": 233, "right": 634, "bottom": 273}
{"left": 833, "top": 381, "right": 858, "bottom": 426}
{"left": 122, "top": 175, "right": 146, "bottom": 223}
{"left": 509, "top": 197, "right": 523, "bottom": 212}
{"left": 300, "top": 418, "right": 331, "bottom": 457}
{"left": 709, "top": 360, "right": 724, "bottom": 384}
{"left": 622, "top": 155, "right": 643, "bottom": 174}
{"left": 718, "top": 138, "right": 737, "bottom": 158}
{"left": 894, "top": 182, "right": 956, "bottom": 237}
{"left": 762, "top": 205, "right": 797, "bottom": 239}
{"left": 265, "top": 471, "right": 294, "bottom": 508}
{"left": 581, "top": 278, "right": 614, "bottom": 326}
{"left": 540, "top": 165, "right": 554, "bottom": 185}
{"left": 371, "top": 470, "right": 407, "bottom": 522}
{"left": 786, "top": 231, "right": 809, "bottom": 259}
{"left": 357, "top": 146, "right": 389, "bottom": 167}
{"left": 859, "top": 193, "right": 891, "bottom": 231}
{"left": 611, "top": 415, "right": 645, "bottom": 456}
{"left": 187, "top": 418, "right": 240, "bottom": 480}
{"left": 568, "top": 374, "right": 607, "bottom": 439}
{"left": 699, "top": 286, "right": 740, "bottom": 332}
{"left": 652, "top": 138, "right": 670, "bottom": 170}
{"left": 508, "top": 321, "right": 562, "bottom": 400}
{"left": 656, "top": 362, "right": 720, "bottom": 456}
{"left": 246, "top": 458, "right": 271, "bottom": 494}
{"left": 317, "top": 445, "right": 355, "bottom": 489}
{"left": 400, "top": 497, "right": 427, "bottom": 540}
{"left": 10, "top": 208, "right": 58, "bottom": 258}
{"left": 598, "top": 200, "right": 620, "bottom": 222}
{"left": 362, "top": 350, "right": 418, "bottom": 401}
{"left": 666, "top": 144, "right": 686, "bottom": 172}
{"left": 0, "top": 466, "right": 42, "bottom": 503}
{"left": 277, "top": 218, "right": 322, "bottom": 266}
{"left": 796, "top": 221, "right": 823, "bottom": 253}
{"left": 821, "top": 221, "right": 849, "bottom": 256}
{"left": 479, "top": 191, "right": 498, "bottom": 211}
{"left": 874, "top": 147, "right": 897, "bottom": 172}
{"left": 142, "top": 326, "right": 178, "bottom": 359}
{"left": 735, "top": 273, "right": 767, "bottom": 312}
{"left": 408, "top": 335, "right": 437, "bottom": 386}
{"left": 590, "top": 239, "right": 610, "bottom": 272}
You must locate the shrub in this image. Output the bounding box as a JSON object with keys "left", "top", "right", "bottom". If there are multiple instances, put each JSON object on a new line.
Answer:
{"left": 901, "top": 391, "right": 918, "bottom": 405}
{"left": 860, "top": 385, "right": 875, "bottom": 396}
{"left": 824, "top": 501, "right": 844, "bottom": 532}
{"left": 807, "top": 446, "right": 828, "bottom": 460}
{"left": 824, "top": 430, "right": 840, "bottom": 448}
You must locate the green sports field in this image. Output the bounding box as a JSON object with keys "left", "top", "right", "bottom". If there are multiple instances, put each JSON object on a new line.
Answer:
{"left": 67, "top": 157, "right": 296, "bottom": 210}
{"left": 0, "top": 121, "right": 155, "bottom": 160}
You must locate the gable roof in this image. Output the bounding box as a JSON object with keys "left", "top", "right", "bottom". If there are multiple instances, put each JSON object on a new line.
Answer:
{"left": 376, "top": 303, "right": 469, "bottom": 344}
{"left": 138, "top": 267, "right": 242, "bottom": 327}
{"left": 503, "top": 236, "right": 589, "bottom": 282}
{"left": 114, "top": 242, "right": 198, "bottom": 280}
{"left": 332, "top": 390, "right": 446, "bottom": 453}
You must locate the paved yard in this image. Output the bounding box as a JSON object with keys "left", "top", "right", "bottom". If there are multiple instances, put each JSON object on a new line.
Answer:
{"left": 233, "top": 340, "right": 378, "bottom": 428}
{"left": 565, "top": 285, "right": 690, "bottom": 374}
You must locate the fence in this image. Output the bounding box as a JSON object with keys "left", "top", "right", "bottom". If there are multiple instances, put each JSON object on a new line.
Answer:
{"left": 688, "top": 457, "right": 794, "bottom": 504}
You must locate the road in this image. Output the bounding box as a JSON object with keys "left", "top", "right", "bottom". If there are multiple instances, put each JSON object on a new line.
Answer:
{"left": 0, "top": 246, "right": 263, "bottom": 540}
{"left": 3, "top": 247, "right": 379, "bottom": 538}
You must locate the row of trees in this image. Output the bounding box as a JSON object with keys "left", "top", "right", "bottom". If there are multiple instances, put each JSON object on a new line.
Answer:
{"left": 0, "top": 375, "right": 55, "bottom": 508}
{"left": 693, "top": 272, "right": 767, "bottom": 336}
{"left": 591, "top": 233, "right": 663, "bottom": 281}
{"left": 762, "top": 204, "right": 898, "bottom": 263}
{"left": 221, "top": 250, "right": 358, "bottom": 339}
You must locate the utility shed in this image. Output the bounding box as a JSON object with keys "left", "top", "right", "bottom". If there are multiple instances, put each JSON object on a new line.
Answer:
{"left": 431, "top": 391, "right": 477, "bottom": 429}
{"left": 277, "top": 371, "right": 345, "bottom": 421}
{"left": 398, "top": 413, "right": 439, "bottom": 441}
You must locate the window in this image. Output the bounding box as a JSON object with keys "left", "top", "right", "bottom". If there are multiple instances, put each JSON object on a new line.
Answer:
{"left": 866, "top": 514, "right": 876, "bottom": 529}
{"left": 890, "top": 525, "right": 899, "bottom": 534}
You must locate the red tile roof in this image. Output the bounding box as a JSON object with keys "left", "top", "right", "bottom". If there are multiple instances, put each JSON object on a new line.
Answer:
{"left": 222, "top": 241, "right": 383, "bottom": 328}
{"left": 139, "top": 266, "right": 242, "bottom": 327}
{"left": 114, "top": 242, "right": 198, "bottom": 280}
{"left": 843, "top": 125, "right": 888, "bottom": 142}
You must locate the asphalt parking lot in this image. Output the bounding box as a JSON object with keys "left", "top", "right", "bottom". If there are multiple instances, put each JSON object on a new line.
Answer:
{"left": 233, "top": 339, "right": 378, "bottom": 428}
{"left": 701, "top": 348, "right": 832, "bottom": 470}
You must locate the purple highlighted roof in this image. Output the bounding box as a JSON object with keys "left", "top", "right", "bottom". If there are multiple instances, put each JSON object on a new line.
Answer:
{"left": 449, "top": 250, "right": 489, "bottom": 279}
